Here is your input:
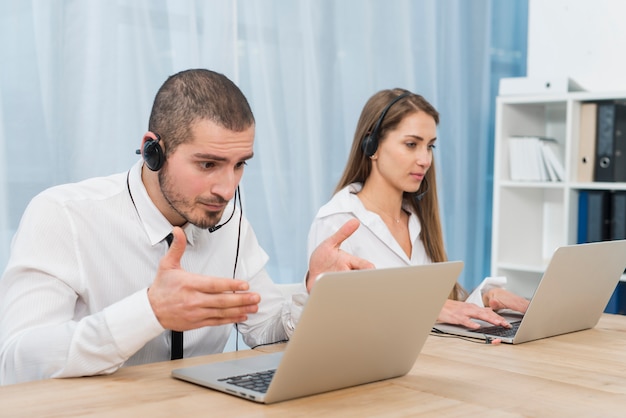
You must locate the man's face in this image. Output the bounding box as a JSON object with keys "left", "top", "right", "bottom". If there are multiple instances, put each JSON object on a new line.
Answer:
{"left": 158, "top": 119, "right": 254, "bottom": 229}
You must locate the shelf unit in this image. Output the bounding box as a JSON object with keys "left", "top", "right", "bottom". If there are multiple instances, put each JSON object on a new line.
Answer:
{"left": 491, "top": 91, "right": 626, "bottom": 299}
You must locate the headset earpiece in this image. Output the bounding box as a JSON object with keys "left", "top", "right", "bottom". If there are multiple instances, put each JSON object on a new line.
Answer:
{"left": 361, "top": 92, "right": 411, "bottom": 158}
{"left": 361, "top": 133, "right": 377, "bottom": 158}
{"left": 142, "top": 133, "right": 165, "bottom": 171}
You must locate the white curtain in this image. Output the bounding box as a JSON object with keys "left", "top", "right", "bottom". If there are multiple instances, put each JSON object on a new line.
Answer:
{"left": 0, "top": 0, "right": 527, "bottom": 290}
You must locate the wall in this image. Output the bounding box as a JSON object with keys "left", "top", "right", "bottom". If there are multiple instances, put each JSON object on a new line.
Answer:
{"left": 528, "top": 0, "right": 626, "bottom": 92}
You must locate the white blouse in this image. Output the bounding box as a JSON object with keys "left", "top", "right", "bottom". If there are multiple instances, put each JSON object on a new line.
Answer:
{"left": 307, "top": 183, "right": 504, "bottom": 306}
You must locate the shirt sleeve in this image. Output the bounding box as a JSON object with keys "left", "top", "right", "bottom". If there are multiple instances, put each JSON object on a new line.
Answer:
{"left": 0, "top": 194, "right": 164, "bottom": 385}
{"left": 464, "top": 276, "right": 508, "bottom": 307}
{"left": 230, "top": 218, "right": 295, "bottom": 348}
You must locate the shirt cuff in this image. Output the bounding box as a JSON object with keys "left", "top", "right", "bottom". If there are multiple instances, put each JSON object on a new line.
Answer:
{"left": 103, "top": 288, "right": 165, "bottom": 358}
{"left": 281, "top": 288, "right": 308, "bottom": 338}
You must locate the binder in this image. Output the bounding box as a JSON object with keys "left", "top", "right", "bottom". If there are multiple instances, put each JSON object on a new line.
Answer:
{"left": 577, "top": 103, "right": 597, "bottom": 182}
{"left": 595, "top": 103, "right": 616, "bottom": 182}
{"left": 585, "top": 190, "right": 611, "bottom": 243}
{"left": 594, "top": 102, "right": 626, "bottom": 182}
{"left": 605, "top": 283, "right": 624, "bottom": 314}
{"left": 577, "top": 191, "right": 589, "bottom": 244}
{"left": 611, "top": 191, "right": 626, "bottom": 240}
{"left": 610, "top": 190, "right": 626, "bottom": 276}
{"left": 613, "top": 105, "right": 626, "bottom": 182}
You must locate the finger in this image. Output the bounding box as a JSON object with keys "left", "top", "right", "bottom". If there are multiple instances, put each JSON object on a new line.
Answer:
{"left": 160, "top": 291, "right": 259, "bottom": 331}
{"left": 160, "top": 227, "right": 187, "bottom": 270}
{"left": 197, "top": 315, "right": 250, "bottom": 328}
{"left": 180, "top": 313, "right": 252, "bottom": 330}
{"left": 347, "top": 254, "right": 375, "bottom": 270}
{"left": 459, "top": 319, "right": 481, "bottom": 329}
{"left": 198, "top": 291, "right": 260, "bottom": 309}
{"left": 508, "top": 298, "right": 530, "bottom": 313}
{"left": 189, "top": 275, "right": 251, "bottom": 293}
{"left": 325, "top": 218, "right": 360, "bottom": 249}
{"left": 458, "top": 304, "right": 509, "bottom": 328}
{"left": 186, "top": 296, "right": 260, "bottom": 320}
{"left": 487, "top": 298, "right": 505, "bottom": 312}
{"left": 476, "top": 310, "right": 510, "bottom": 327}
{"left": 191, "top": 297, "right": 260, "bottom": 324}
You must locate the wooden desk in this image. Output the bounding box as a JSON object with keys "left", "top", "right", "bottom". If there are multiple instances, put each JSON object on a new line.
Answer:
{"left": 2, "top": 314, "right": 626, "bottom": 417}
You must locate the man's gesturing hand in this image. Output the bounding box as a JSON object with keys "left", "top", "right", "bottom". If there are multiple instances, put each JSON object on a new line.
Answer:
{"left": 148, "top": 227, "right": 260, "bottom": 331}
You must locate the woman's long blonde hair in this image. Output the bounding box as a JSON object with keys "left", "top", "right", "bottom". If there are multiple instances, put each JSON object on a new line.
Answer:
{"left": 335, "top": 88, "right": 466, "bottom": 301}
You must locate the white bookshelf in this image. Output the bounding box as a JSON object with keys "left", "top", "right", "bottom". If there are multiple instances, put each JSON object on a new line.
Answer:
{"left": 491, "top": 91, "right": 626, "bottom": 299}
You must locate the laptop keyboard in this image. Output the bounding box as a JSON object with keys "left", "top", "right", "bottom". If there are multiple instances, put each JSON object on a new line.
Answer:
{"left": 218, "top": 369, "right": 276, "bottom": 393}
{"left": 474, "top": 320, "right": 522, "bottom": 338}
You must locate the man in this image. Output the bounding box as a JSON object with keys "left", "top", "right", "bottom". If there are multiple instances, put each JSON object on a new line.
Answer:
{"left": 0, "top": 69, "right": 371, "bottom": 385}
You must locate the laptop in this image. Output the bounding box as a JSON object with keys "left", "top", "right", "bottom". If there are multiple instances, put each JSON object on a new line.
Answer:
{"left": 433, "top": 240, "right": 626, "bottom": 344}
{"left": 171, "top": 261, "right": 463, "bottom": 404}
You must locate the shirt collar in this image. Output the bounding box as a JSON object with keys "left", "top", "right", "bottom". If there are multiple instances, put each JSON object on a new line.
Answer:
{"left": 318, "top": 183, "right": 422, "bottom": 255}
{"left": 127, "top": 159, "right": 196, "bottom": 246}
{"left": 319, "top": 182, "right": 414, "bottom": 220}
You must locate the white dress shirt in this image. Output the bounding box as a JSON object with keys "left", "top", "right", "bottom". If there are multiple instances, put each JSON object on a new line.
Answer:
{"left": 0, "top": 160, "right": 298, "bottom": 385}
{"left": 307, "top": 183, "right": 503, "bottom": 305}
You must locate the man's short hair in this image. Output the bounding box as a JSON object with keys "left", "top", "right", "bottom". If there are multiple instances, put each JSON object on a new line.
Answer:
{"left": 148, "top": 69, "right": 255, "bottom": 154}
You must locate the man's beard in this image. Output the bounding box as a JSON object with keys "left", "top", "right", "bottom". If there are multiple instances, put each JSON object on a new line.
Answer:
{"left": 158, "top": 168, "right": 226, "bottom": 229}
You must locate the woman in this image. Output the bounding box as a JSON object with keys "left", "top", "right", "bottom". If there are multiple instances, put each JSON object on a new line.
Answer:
{"left": 307, "top": 89, "right": 529, "bottom": 329}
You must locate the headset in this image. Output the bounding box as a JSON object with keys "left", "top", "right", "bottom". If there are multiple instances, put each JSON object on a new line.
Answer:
{"left": 361, "top": 92, "right": 411, "bottom": 158}
{"left": 134, "top": 132, "right": 241, "bottom": 233}
{"left": 360, "top": 92, "right": 430, "bottom": 202}
{"left": 136, "top": 133, "right": 166, "bottom": 171}
{"left": 130, "top": 131, "right": 245, "bottom": 353}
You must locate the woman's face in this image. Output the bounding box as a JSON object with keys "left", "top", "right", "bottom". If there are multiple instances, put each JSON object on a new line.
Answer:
{"left": 371, "top": 111, "right": 437, "bottom": 194}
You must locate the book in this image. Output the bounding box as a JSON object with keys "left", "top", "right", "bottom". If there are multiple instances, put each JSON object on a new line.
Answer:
{"left": 508, "top": 136, "right": 562, "bottom": 182}
{"left": 541, "top": 141, "right": 565, "bottom": 181}
{"left": 530, "top": 138, "right": 549, "bottom": 181}
{"left": 508, "top": 137, "right": 525, "bottom": 181}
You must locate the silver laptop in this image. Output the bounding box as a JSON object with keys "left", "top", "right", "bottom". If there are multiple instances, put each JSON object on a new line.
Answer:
{"left": 171, "top": 261, "right": 463, "bottom": 404}
{"left": 433, "top": 240, "right": 626, "bottom": 344}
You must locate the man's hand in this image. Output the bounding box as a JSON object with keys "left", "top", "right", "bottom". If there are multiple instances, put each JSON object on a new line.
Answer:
{"left": 437, "top": 299, "right": 512, "bottom": 329}
{"left": 147, "top": 227, "right": 260, "bottom": 331}
{"left": 483, "top": 288, "right": 530, "bottom": 313}
{"left": 306, "top": 219, "right": 374, "bottom": 292}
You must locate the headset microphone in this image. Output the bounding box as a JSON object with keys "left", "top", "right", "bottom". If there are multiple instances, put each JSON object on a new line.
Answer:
{"left": 415, "top": 177, "right": 429, "bottom": 201}
{"left": 208, "top": 187, "right": 240, "bottom": 233}
{"left": 208, "top": 225, "right": 223, "bottom": 233}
